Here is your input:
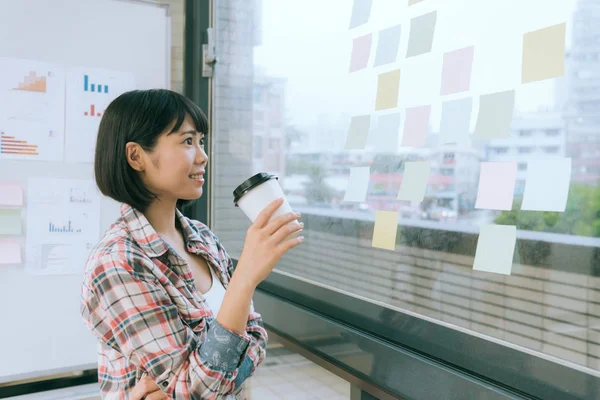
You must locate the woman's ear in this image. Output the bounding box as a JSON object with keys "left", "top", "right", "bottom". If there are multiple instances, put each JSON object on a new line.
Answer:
{"left": 126, "top": 142, "right": 145, "bottom": 172}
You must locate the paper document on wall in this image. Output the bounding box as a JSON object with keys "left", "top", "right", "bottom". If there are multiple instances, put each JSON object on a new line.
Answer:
{"left": 26, "top": 178, "right": 101, "bottom": 275}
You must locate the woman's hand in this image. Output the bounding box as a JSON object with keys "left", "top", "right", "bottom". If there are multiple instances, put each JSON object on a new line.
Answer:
{"left": 235, "top": 198, "right": 304, "bottom": 288}
{"left": 130, "top": 375, "right": 171, "bottom": 400}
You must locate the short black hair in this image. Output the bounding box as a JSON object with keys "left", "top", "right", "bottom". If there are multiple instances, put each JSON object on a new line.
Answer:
{"left": 94, "top": 89, "right": 209, "bottom": 212}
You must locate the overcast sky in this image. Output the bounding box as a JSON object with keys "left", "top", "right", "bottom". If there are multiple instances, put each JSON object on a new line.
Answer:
{"left": 254, "top": 0, "right": 578, "bottom": 133}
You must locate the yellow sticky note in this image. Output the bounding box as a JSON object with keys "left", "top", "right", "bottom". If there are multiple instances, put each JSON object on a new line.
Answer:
{"left": 0, "top": 240, "right": 21, "bottom": 264}
{"left": 0, "top": 181, "right": 23, "bottom": 206}
{"left": 0, "top": 209, "right": 22, "bottom": 235}
{"left": 372, "top": 211, "right": 398, "bottom": 251}
{"left": 375, "top": 69, "right": 401, "bottom": 111}
{"left": 522, "top": 23, "right": 566, "bottom": 84}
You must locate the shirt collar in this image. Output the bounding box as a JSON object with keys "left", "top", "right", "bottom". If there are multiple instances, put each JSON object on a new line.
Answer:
{"left": 120, "top": 203, "right": 205, "bottom": 258}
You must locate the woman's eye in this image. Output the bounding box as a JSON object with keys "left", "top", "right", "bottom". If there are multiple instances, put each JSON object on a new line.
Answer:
{"left": 200, "top": 139, "right": 205, "bottom": 146}
{"left": 184, "top": 138, "right": 193, "bottom": 145}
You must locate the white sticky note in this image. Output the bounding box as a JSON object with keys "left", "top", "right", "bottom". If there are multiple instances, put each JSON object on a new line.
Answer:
{"left": 374, "top": 25, "right": 402, "bottom": 67}
{"left": 372, "top": 210, "right": 398, "bottom": 251}
{"left": 397, "top": 161, "right": 431, "bottom": 201}
{"left": 345, "top": 115, "right": 371, "bottom": 150}
{"left": 373, "top": 113, "right": 401, "bottom": 152}
{"left": 474, "top": 90, "right": 515, "bottom": 140}
{"left": 0, "top": 240, "right": 21, "bottom": 264}
{"left": 349, "top": 0, "right": 372, "bottom": 29}
{"left": 344, "top": 167, "right": 370, "bottom": 202}
{"left": 521, "top": 158, "right": 571, "bottom": 212}
{"left": 0, "top": 181, "right": 23, "bottom": 206}
{"left": 473, "top": 225, "right": 517, "bottom": 275}
{"left": 439, "top": 98, "right": 472, "bottom": 145}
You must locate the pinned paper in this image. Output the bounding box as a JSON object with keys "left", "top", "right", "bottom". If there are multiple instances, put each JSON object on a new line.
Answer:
{"left": 0, "top": 181, "right": 23, "bottom": 206}
{"left": 0, "top": 240, "right": 21, "bottom": 264}
{"left": 439, "top": 98, "right": 472, "bottom": 145}
{"left": 397, "top": 161, "right": 431, "bottom": 201}
{"left": 473, "top": 224, "right": 517, "bottom": 275}
{"left": 408, "top": 0, "right": 425, "bottom": 5}
{"left": 474, "top": 90, "right": 515, "bottom": 139}
{"left": 375, "top": 69, "right": 401, "bottom": 111}
{"left": 344, "top": 167, "right": 371, "bottom": 202}
{"left": 402, "top": 105, "right": 431, "bottom": 147}
{"left": 372, "top": 210, "right": 398, "bottom": 251}
{"left": 521, "top": 158, "right": 571, "bottom": 212}
{"left": 350, "top": 34, "right": 372, "bottom": 73}
{"left": 373, "top": 113, "right": 401, "bottom": 151}
{"left": 374, "top": 25, "right": 402, "bottom": 67}
{"left": 0, "top": 209, "right": 22, "bottom": 235}
{"left": 475, "top": 162, "right": 517, "bottom": 210}
{"left": 441, "top": 46, "right": 475, "bottom": 95}
{"left": 349, "top": 0, "right": 372, "bottom": 29}
{"left": 406, "top": 11, "right": 437, "bottom": 58}
{"left": 522, "top": 23, "right": 566, "bottom": 84}
{"left": 344, "top": 115, "right": 371, "bottom": 149}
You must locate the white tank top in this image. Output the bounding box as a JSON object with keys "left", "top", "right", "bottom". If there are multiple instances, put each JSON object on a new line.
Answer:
{"left": 203, "top": 267, "right": 226, "bottom": 315}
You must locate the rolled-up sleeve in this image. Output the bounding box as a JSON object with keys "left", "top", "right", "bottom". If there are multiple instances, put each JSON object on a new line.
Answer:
{"left": 81, "top": 254, "right": 260, "bottom": 399}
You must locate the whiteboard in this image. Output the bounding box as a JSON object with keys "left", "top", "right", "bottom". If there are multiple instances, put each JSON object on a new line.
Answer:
{"left": 0, "top": 0, "right": 170, "bottom": 382}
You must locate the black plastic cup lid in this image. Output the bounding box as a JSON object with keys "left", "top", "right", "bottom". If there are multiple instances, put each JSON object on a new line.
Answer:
{"left": 233, "top": 172, "right": 278, "bottom": 206}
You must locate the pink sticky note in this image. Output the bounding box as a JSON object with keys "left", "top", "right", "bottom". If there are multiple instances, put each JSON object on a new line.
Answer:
{"left": 349, "top": 34, "right": 372, "bottom": 73}
{"left": 401, "top": 105, "right": 431, "bottom": 147}
{"left": 441, "top": 46, "right": 475, "bottom": 95}
{"left": 0, "top": 181, "right": 23, "bottom": 206}
{"left": 475, "top": 162, "right": 517, "bottom": 210}
{"left": 0, "top": 240, "right": 21, "bottom": 264}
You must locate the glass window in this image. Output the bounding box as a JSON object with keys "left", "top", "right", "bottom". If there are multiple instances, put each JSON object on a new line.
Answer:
{"left": 212, "top": 0, "right": 600, "bottom": 382}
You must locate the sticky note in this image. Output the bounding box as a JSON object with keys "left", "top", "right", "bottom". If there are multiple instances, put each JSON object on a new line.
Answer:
{"left": 473, "top": 225, "right": 517, "bottom": 275}
{"left": 345, "top": 115, "right": 371, "bottom": 149}
{"left": 350, "top": 34, "right": 372, "bottom": 72}
{"left": 372, "top": 210, "right": 398, "bottom": 251}
{"left": 0, "top": 181, "right": 23, "bottom": 206}
{"left": 0, "top": 209, "right": 22, "bottom": 235}
{"left": 0, "top": 240, "right": 21, "bottom": 264}
{"left": 375, "top": 69, "right": 401, "bottom": 111}
{"left": 397, "top": 161, "right": 431, "bottom": 201}
{"left": 441, "top": 46, "right": 475, "bottom": 95}
{"left": 474, "top": 90, "right": 515, "bottom": 140}
{"left": 521, "top": 158, "right": 571, "bottom": 212}
{"left": 402, "top": 105, "right": 431, "bottom": 147}
{"left": 406, "top": 11, "right": 437, "bottom": 58}
{"left": 522, "top": 23, "right": 566, "bottom": 84}
{"left": 439, "top": 98, "right": 472, "bottom": 145}
{"left": 344, "top": 167, "right": 370, "bottom": 202}
{"left": 374, "top": 25, "right": 402, "bottom": 67}
{"left": 373, "top": 112, "right": 401, "bottom": 152}
{"left": 475, "top": 162, "right": 517, "bottom": 210}
{"left": 408, "top": 0, "right": 425, "bottom": 5}
{"left": 349, "top": 0, "right": 372, "bottom": 29}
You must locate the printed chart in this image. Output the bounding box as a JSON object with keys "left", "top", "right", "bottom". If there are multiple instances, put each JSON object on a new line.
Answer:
{"left": 65, "top": 67, "right": 135, "bottom": 163}
{"left": 0, "top": 58, "right": 66, "bottom": 161}
{"left": 26, "top": 178, "right": 101, "bottom": 275}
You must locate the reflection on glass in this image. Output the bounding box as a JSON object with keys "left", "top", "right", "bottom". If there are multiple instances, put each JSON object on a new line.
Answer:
{"left": 213, "top": 0, "right": 600, "bottom": 374}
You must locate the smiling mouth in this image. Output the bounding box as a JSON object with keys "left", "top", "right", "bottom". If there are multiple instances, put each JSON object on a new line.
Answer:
{"left": 189, "top": 174, "right": 204, "bottom": 181}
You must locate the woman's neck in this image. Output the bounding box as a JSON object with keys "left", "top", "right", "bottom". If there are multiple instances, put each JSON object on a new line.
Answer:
{"left": 143, "top": 198, "right": 179, "bottom": 238}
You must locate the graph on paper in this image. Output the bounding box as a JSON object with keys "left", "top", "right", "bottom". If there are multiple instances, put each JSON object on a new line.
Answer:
{"left": 0, "top": 58, "right": 65, "bottom": 161}
{"left": 65, "top": 67, "right": 135, "bottom": 163}
{"left": 26, "top": 178, "right": 101, "bottom": 275}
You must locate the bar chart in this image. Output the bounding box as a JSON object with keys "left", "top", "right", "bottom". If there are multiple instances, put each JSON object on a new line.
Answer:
{"left": 83, "top": 75, "right": 108, "bottom": 93}
{"left": 83, "top": 104, "right": 103, "bottom": 117}
{"left": 0, "top": 131, "right": 39, "bottom": 156}
{"left": 13, "top": 71, "right": 47, "bottom": 93}
{"left": 48, "top": 219, "right": 82, "bottom": 234}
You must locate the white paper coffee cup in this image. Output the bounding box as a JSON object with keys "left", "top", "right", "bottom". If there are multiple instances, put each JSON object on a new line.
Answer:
{"left": 233, "top": 173, "right": 301, "bottom": 238}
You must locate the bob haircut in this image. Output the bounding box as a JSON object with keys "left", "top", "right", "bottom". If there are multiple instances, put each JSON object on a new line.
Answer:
{"left": 94, "top": 89, "right": 209, "bottom": 212}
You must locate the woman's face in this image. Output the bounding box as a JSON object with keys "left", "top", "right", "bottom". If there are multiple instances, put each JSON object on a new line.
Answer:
{"left": 139, "top": 114, "right": 207, "bottom": 203}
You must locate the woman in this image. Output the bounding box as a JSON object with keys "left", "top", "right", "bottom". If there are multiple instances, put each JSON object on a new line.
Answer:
{"left": 80, "top": 89, "right": 304, "bottom": 399}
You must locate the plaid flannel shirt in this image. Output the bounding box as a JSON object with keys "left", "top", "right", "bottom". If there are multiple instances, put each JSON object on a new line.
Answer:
{"left": 80, "top": 204, "right": 267, "bottom": 399}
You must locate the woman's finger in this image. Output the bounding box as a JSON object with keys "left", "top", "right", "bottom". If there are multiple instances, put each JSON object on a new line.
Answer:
{"left": 145, "top": 388, "right": 170, "bottom": 400}
{"left": 276, "top": 234, "right": 305, "bottom": 255}
{"left": 270, "top": 221, "right": 303, "bottom": 244}
{"left": 252, "top": 198, "right": 284, "bottom": 229}
{"left": 264, "top": 211, "right": 301, "bottom": 236}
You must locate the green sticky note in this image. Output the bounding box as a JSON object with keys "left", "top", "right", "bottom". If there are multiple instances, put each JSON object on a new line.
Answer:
{"left": 0, "top": 209, "right": 22, "bottom": 235}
